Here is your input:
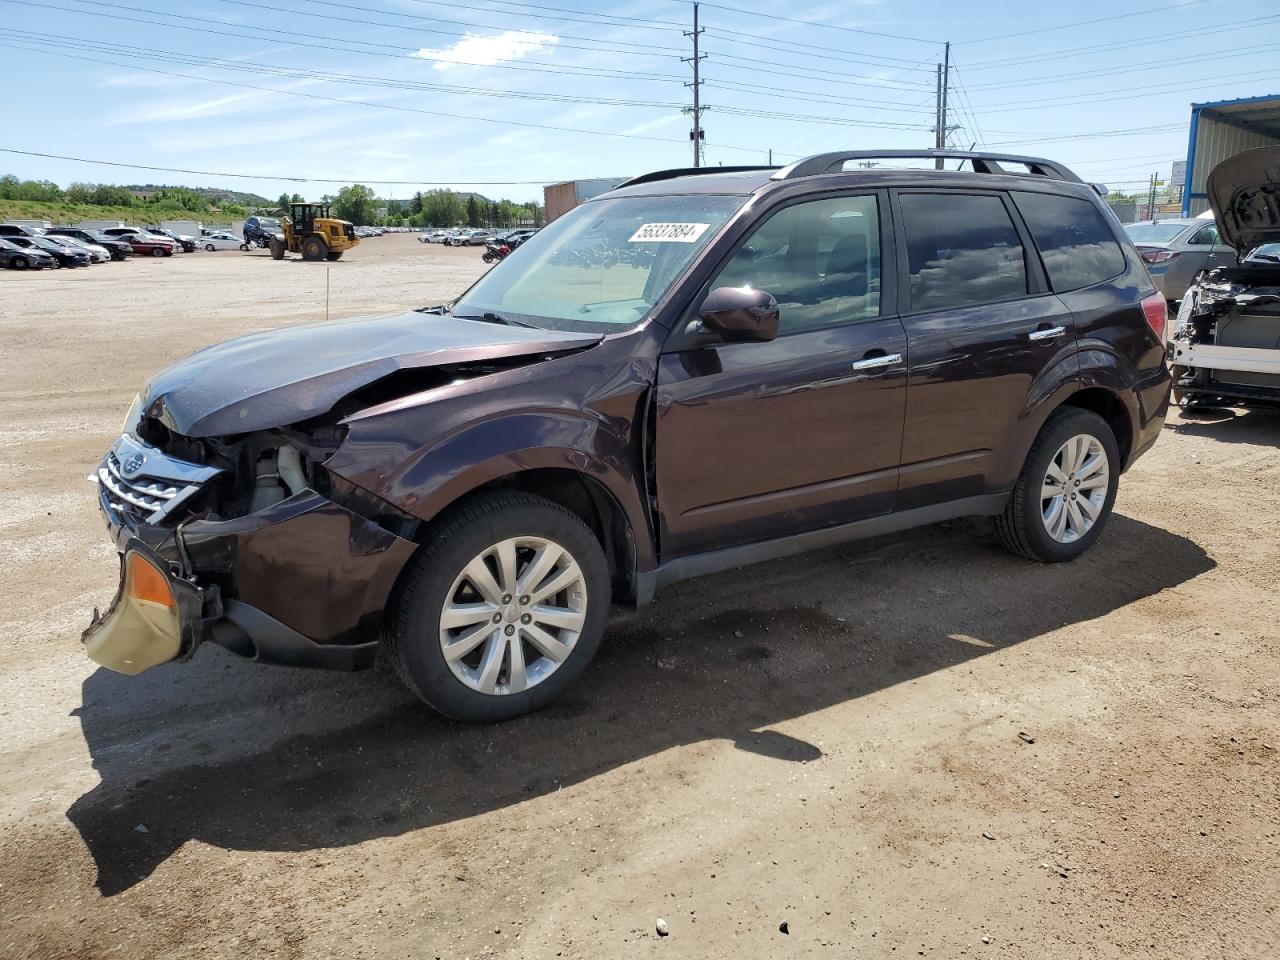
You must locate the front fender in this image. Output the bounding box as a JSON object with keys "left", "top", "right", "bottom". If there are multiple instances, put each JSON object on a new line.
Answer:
{"left": 329, "top": 409, "right": 656, "bottom": 570}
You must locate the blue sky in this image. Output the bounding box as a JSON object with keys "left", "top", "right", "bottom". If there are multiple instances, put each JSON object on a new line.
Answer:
{"left": 2, "top": 0, "right": 1276, "bottom": 203}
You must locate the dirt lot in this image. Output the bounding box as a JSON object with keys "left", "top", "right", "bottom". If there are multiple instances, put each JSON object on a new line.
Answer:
{"left": 1, "top": 234, "right": 1277, "bottom": 959}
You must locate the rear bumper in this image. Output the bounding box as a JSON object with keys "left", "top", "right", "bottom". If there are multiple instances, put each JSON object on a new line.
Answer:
{"left": 91, "top": 471, "right": 417, "bottom": 673}
{"left": 1128, "top": 364, "right": 1173, "bottom": 469}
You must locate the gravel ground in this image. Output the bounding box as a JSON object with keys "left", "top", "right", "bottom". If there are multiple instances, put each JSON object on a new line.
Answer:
{"left": 1, "top": 235, "right": 1277, "bottom": 959}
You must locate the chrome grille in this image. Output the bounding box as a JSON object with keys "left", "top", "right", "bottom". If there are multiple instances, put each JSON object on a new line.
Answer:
{"left": 94, "top": 433, "right": 224, "bottom": 525}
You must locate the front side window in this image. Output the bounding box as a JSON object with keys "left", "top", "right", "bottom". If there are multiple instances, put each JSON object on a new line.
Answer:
{"left": 452, "top": 194, "right": 744, "bottom": 332}
{"left": 1012, "top": 191, "right": 1126, "bottom": 292}
{"left": 899, "top": 193, "right": 1028, "bottom": 312}
{"left": 710, "top": 194, "right": 881, "bottom": 334}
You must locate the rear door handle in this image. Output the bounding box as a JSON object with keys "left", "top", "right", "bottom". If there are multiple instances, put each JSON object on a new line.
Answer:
{"left": 851, "top": 353, "right": 902, "bottom": 371}
{"left": 1027, "top": 326, "right": 1066, "bottom": 342}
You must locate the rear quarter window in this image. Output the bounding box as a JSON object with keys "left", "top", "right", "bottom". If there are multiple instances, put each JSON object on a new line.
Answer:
{"left": 1013, "top": 191, "right": 1127, "bottom": 292}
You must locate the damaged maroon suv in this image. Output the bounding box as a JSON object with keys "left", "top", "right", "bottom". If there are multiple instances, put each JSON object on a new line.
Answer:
{"left": 85, "top": 150, "right": 1171, "bottom": 722}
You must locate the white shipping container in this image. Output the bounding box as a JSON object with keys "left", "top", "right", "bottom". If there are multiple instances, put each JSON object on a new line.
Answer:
{"left": 76, "top": 220, "right": 128, "bottom": 231}
{"left": 160, "top": 220, "right": 203, "bottom": 238}
{"left": 4, "top": 219, "right": 53, "bottom": 230}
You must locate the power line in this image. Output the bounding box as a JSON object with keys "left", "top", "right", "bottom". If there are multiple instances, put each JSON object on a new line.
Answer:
{"left": 0, "top": 0, "right": 682, "bottom": 80}
{"left": 969, "top": 65, "right": 1280, "bottom": 112}
{"left": 964, "top": 41, "right": 1280, "bottom": 90}
{"left": 964, "top": 14, "right": 1280, "bottom": 69}
{"left": 204, "top": 0, "right": 687, "bottom": 57}
{"left": 0, "top": 28, "right": 688, "bottom": 108}
{"left": 0, "top": 147, "right": 569, "bottom": 184}
{"left": 0, "top": 41, "right": 712, "bottom": 146}
{"left": 695, "top": 1, "right": 941, "bottom": 43}
{"left": 959, "top": 0, "right": 1209, "bottom": 44}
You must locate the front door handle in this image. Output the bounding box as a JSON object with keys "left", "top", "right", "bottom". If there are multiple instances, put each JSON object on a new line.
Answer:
{"left": 1028, "top": 325, "right": 1066, "bottom": 342}
{"left": 851, "top": 353, "right": 902, "bottom": 371}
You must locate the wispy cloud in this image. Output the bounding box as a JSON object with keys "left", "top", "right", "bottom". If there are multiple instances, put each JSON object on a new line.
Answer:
{"left": 412, "top": 31, "right": 559, "bottom": 72}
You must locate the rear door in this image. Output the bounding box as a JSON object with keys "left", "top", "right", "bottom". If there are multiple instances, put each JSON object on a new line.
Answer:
{"left": 892, "top": 189, "right": 1076, "bottom": 509}
{"left": 655, "top": 190, "right": 908, "bottom": 557}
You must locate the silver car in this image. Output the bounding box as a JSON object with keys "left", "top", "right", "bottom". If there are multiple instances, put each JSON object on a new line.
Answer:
{"left": 1124, "top": 218, "right": 1236, "bottom": 303}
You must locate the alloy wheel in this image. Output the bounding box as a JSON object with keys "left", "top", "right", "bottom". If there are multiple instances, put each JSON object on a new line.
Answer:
{"left": 438, "top": 536, "right": 587, "bottom": 696}
{"left": 1041, "top": 434, "right": 1109, "bottom": 544}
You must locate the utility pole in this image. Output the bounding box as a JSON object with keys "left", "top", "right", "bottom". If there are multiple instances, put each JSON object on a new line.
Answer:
{"left": 934, "top": 41, "right": 951, "bottom": 169}
{"left": 683, "top": 2, "right": 706, "bottom": 167}
{"left": 1148, "top": 172, "right": 1158, "bottom": 220}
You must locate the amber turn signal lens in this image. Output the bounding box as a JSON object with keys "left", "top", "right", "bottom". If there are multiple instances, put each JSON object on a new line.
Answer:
{"left": 127, "top": 553, "right": 175, "bottom": 608}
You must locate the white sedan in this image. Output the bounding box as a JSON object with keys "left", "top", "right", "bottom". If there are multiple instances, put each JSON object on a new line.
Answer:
{"left": 201, "top": 232, "right": 246, "bottom": 251}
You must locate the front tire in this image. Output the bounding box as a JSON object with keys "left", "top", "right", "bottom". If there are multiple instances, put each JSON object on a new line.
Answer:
{"left": 301, "top": 236, "right": 327, "bottom": 261}
{"left": 326, "top": 251, "right": 343, "bottom": 261}
{"left": 387, "top": 492, "right": 610, "bottom": 722}
{"left": 994, "top": 407, "right": 1120, "bottom": 563}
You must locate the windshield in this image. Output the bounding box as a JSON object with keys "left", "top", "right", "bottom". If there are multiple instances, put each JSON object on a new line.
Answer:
{"left": 451, "top": 194, "right": 745, "bottom": 332}
{"left": 1247, "top": 242, "right": 1280, "bottom": 261}
{"left": 1124, "top": 222, "right": 1189, "bottom": 244}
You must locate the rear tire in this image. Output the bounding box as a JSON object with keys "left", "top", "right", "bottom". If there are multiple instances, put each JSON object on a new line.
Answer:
{"left": 12, "top": 256, "right": 28, "bottom": 270}
{"left": 994, "top": 407, "right": 1120, "bottom": 563}
{"left": 387, "top": 491, "right": 610, "bottom": 723}
{"left": 205, "top": 244, "right": 216, "bottom": 252}
{"left": 301, "top": 236, "right": 327, "bottom": 262}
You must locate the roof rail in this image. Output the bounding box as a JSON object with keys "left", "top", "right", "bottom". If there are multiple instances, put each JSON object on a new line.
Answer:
{"left": 771, "top": 150, "right": 1082, "bottom": 184}
{"left": 615, "top": 165, "right": 778, "bottom": 189}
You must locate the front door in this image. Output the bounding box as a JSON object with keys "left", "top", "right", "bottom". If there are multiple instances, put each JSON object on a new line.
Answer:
{"left": 892, "top": 189, "right": 1076, "bottom": 509}
{"left": 655, "top": 192, "right": 908, "bottom": 557}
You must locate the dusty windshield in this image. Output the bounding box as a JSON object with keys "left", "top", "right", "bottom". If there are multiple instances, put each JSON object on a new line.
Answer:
{"left": 451, "top": 194, "right": 744, "bottom": 332}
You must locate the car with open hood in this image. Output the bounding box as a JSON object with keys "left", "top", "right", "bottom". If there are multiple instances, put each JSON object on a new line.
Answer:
{"left": 1169, "top": 146, "right": 1280, "bottom": 408}
{"left": 83, "top": 149, "right": 1171, "bottom": 722}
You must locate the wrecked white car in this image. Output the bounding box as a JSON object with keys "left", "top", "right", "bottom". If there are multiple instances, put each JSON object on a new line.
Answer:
{"left": 1170, "top": 147, "right": 1280, "bottom": 406}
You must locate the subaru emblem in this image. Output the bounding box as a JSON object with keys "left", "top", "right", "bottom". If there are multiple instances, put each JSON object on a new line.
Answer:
{"left": 122, "top": 452, "right": 146, "bottom": 477}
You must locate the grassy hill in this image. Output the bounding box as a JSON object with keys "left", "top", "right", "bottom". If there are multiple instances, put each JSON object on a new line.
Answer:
{"left": 0, "top": 197, "right": 239, "bottom": 226}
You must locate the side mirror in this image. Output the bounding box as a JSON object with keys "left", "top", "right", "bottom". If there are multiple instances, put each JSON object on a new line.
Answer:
{"left": 698, "top": 286, "right": 780, "bottom": 342}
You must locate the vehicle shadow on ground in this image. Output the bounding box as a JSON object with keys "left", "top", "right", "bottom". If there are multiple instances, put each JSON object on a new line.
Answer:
{"left": 1167, "top": 405, "right": 1280, "bottom": 444}
{"left": 67, "top": 514, "right": 1214, "bottom": 895}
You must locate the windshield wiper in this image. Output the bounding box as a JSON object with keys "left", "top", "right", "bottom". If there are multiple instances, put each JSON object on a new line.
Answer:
{"left": 453, "top": 311, "right": 537, "bottom": 328}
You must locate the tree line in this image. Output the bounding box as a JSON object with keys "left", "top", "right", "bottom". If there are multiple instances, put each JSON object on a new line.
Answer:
{"left": 276, "top": 185, "right": 545, "bottom": 228}
{"left": 0, "top": 175, "right": 246, "bottom": 216}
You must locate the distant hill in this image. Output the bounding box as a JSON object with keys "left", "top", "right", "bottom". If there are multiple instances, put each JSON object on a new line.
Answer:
{"left": 121, "top": 184, "right": 273, "bottom": 207}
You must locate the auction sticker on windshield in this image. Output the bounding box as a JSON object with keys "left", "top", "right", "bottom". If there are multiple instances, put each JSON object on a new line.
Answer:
{"left": 629, "top": 222, "right": 711, "bottom": 243}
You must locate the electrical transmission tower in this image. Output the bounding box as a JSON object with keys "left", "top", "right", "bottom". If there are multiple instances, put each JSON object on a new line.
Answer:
{"left": 683, "top": 2, "right": 706, "bottom": 167}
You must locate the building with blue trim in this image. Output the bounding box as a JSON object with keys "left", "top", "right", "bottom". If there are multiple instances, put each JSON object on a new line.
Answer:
{"left": 1182, "top": 94, "right": 1280, "bottom": 216}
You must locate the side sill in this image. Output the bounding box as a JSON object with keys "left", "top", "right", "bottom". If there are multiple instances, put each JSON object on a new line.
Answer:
{"left": 633, "top": 494, "right": 1009, "bottom": 606}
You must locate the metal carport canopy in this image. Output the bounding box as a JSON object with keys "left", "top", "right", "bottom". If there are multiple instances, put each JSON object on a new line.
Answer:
{"left": 1183, "top": 93, "right": 1280, "bottom": 216}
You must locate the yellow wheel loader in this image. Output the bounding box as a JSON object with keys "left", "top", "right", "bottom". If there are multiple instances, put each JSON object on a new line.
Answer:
{"left": 268, "top": 202, "right": 360, "bottom": 262}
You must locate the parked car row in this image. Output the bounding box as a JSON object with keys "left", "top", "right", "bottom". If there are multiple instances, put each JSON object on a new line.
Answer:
{"left": 0, "top": 221, "right": 194, "bottom": 270}
{"left": 420, "top": 227, "right": 539, "bottom": 247}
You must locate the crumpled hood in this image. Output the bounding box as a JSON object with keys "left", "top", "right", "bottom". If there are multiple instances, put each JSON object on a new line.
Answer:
{"left": 141, "top": 311, "right": 601, "bottom": 436}
{"left": 1207, "top": 146, "right": 1280, "bottom": 255}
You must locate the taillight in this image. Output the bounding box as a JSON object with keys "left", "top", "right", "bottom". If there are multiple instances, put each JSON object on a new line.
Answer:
{"left": 1140, "top": 249, "right": 1178, "bottom": 264}
{"left": 1140, "top": 292, "right": 1168, "bottom": 342}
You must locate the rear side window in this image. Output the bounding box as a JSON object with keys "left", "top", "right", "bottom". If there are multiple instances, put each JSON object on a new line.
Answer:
{"left": 899, "top": 193, "right": 1027, "bottom": 312}
{"left": 1013, "top": 191, "right": 1126, "bottom": 291}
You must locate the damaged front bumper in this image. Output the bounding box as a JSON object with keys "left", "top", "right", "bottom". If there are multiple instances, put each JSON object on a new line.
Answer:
{"left": 82, "top": 539, "right": 210, "bottom": 674}
{"left": 87, "top": 434, "right": 418, "bottom": 675}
